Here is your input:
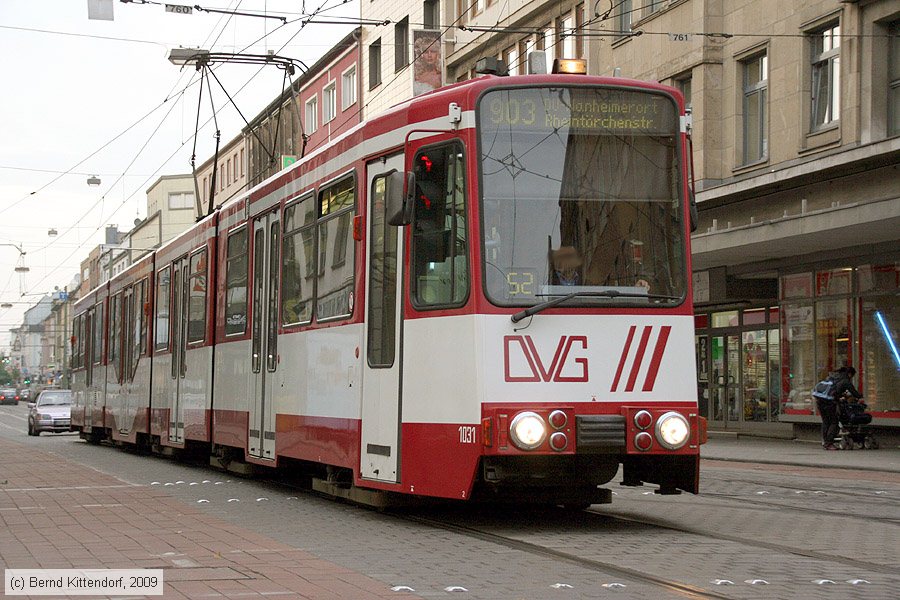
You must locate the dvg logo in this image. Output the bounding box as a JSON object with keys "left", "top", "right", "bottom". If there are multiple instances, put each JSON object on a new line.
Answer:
{"left": 503, "top": 335, "right": 588, "bottom": 382}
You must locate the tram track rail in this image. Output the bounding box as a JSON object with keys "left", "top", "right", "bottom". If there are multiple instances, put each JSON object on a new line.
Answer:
{"left": 400, "top": 512, "right": 736, "bottom": 600}
{"left": 698, "top": 490, "right": 900, "bottom": 526}
{"left": 586, "top": 507, "right": 898, "bottom": 576}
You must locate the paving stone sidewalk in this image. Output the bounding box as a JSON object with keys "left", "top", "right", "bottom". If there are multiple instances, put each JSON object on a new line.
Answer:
{"left": 702, "top": 433, "right": 900, "bottom": 474}
{"left": 0, "top": 437, "right": 418, "bottom": 599}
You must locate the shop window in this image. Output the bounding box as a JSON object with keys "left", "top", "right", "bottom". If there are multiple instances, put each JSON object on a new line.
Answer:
{"left": 742, "top": 330, "right": 769, "bottom": 422}
{"left": 769, "top": 306, "right": 780, "bottom": 324}
{"left": 816, "top": 268, "right": 851, "bottom": 296}
{"left": 780, "top": 273, "right": 812, "bottom": 299}
{"left": 858, "top": 263, "right": 900, "bottom": 293}
{"left": 781, "top": 303, "right": 815, "bottom": 413}
{"left": 767, "top": 329, "right": 781, "bottom": 421}
{"left": 711, "top": 310, "right": 738, "bottom": 328}
{"left": 743, "top": 308, "right": 766, "bottom": 326}
{"left": 861, "top": 298, "right": 900, "bottom": 413}
{"left": 815, "top": 298, "right": 852, "bottom": 375}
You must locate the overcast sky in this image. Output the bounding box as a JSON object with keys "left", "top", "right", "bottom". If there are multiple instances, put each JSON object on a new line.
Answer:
{"left": 0, "top": 0, "right": 358, "bottom": 346}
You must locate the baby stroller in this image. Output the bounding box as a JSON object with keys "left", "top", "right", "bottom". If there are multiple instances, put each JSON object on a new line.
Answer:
{"left": 837, "top": 397, "right": 879, "bottom": 450}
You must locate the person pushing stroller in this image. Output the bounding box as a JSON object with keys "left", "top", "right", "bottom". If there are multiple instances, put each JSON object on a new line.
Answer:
{"left": 813, "top": 366, "right": 863, "bottom": 450}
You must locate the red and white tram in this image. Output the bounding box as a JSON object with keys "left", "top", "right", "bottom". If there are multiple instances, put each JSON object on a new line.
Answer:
{"left": 72, "top": 66, "right": 705, "bottom": 505}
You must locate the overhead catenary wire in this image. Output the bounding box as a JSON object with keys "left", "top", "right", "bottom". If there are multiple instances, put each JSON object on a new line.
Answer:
{"left": 12, "top": 0, "right": 353, "bottom": 299}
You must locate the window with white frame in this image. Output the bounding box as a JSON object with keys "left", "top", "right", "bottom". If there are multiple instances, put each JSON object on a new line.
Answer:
{"left": 676, "top": 74, "right": 692, "bottom": 111}
{"left": 810, "top": 23, "right": 840, "bottom": 129}
{"left": 889, "top": 20, "right": 900, "bottom": 137}
{"left": 559, "top": 16, "right": 574, "bottom": 59}
{"left": 541, "top": 25, "right": 555, "bottom": 66}
{"left": 742, "top": 53, "right": 768, "bottom": 164}
{"left": 305, "top": 95, "right": 318, "bottom": 133}
{"left": 503, "top": 45, "right": 518, "bottom": 76}
{"left": 645, "top": 0, "right": 663, "bottom": 17}
{"left": 395, "top": 17, "right": 409, "bottom": 72}
{"left": 617, "top": 0, "right": 632, "bottom": 37}
{"left": 423, "top": 0, "right": 439, "bottom": 29}
{"left": 369, "top": 39, "right": 382, "bottom": 89}
{"left": 341, "top": 65, "right": 357, "bottom": 109}
{"left": 518, "top": 37, "right": 536, "bottom": 75}
{"left": 168, "top": 191, "right": 194, "bottom": 210}
{"left": 323, "top": 82, "right": 336, "bottom": 123}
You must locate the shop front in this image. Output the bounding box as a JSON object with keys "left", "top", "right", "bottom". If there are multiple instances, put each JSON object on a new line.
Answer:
{"left": 694, "top": 262, "right": 900, "bottom": 437}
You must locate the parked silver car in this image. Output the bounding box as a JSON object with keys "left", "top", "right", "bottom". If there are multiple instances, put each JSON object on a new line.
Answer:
{"left": 28, "top": 389, "right": 74, "bottom": 436}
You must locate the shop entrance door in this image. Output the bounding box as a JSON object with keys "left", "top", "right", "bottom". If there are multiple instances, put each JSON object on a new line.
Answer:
{"left": 709, "top": 334, "right": 741, "bottom": 427}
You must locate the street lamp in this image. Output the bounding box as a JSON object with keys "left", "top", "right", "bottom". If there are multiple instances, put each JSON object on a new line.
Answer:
{"left": 0, "top": 303, "right": 12, "bottom": 309}
{"left": 87, "top": 175, "right": 101, "bottom": 186}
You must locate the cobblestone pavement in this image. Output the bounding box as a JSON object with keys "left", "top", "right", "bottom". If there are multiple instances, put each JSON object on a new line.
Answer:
{"left": 1, "top": 404, "right": 898, "bottom": 600}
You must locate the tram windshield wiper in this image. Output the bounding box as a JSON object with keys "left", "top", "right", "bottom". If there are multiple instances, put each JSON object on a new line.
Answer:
{"left": 510, "top": 290, "right": 682, "bottom": 323}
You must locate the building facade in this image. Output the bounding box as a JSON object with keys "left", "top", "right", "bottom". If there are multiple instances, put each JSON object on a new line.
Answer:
{"left": 360, "top": 3, "right": 442, "bottom": 117}
{"left": 196, "top": 136, "right": 247, "bottom": 218}
{"left": 245, "top": 28, "right": 363, "bottom": 192}
{"left": 361, "top": 0, "right": 900, "bottom": 436}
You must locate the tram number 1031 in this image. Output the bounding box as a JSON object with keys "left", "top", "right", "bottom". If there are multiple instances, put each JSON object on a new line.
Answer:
{"left": 458, "top": 426, "right": 477, "bottom": 444}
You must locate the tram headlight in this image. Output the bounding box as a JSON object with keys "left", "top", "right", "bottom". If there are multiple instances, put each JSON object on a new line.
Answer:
{"left": 509, "top": 412, "right": 547, "bottom": 451}
{"left": 655, "top": 412, "right": 690, "bottom": 450}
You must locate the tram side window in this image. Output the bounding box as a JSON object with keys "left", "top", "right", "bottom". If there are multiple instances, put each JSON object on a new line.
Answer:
{"left": 188, "top": 249, "right": 208, "bottom": 343}
{"left": 282, "top": 194, "right": 316, "bottom": 325}
{"left": 109, "top": 294, "right": 122, "bottom": 381}
{"left": 317, "top": 177, "right": 355, "bottom": 320}
{"left": 367, "top": 174, "right": 398, "bottom": 368}
{"left": 123, "top": 290, "right": 134, "bottom": 381}
{"left": 225, "top": 228, "right": 249, "bottom": 335}
{"left": 411, "top": 142, "right": 469, "bottom": 307}
{"left": 72, "top": 315, "right": 81, "bottom": 369}
{"left": 156, "top": 267, "right": 170, "bottom": 351}
{"left": 92, "top": 302, "right": 104, "bottom": 365}
{"left": 137, "top": 279, "right": 147, "bottom": 357}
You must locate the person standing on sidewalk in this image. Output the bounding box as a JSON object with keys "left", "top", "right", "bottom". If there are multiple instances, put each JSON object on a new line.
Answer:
{"left": 817, "top": 366, "right": 863, "bottom": 450}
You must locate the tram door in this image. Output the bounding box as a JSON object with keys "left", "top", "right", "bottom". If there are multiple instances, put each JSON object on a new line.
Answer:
{"left": 169, "top": 256, "right": 189, "bottom": 444}
{"left": 248, "top": 210, "right": 280, "bottom": 460}
{"left": 361, "top": 155, "right": 404, "bottom": 482}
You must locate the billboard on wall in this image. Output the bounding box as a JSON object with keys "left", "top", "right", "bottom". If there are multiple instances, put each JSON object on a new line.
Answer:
{"left": 412, "top": 30, "right": 442, "bottom": 96}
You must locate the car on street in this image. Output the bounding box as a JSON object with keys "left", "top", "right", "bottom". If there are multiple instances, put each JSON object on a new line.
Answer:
{"left": 0, "top": 387, "right": 19, "bottom": 405}
{"left": 27, "top": 389, "right": 75, "bottom": 436}
{"left": 19, "top": 388, "right": 31, "bottom": 402}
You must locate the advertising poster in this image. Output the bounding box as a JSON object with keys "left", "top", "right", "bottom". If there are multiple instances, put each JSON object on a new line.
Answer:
{"left": 413, "top": 30, "right": 442, "bottom": 96}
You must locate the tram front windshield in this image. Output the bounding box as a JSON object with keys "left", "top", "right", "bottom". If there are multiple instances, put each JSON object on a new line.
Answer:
{"left": 478, "top": 86, "right": 687, "bottom": 307}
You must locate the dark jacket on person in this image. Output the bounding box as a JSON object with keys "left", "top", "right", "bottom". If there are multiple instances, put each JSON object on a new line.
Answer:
{"left": 830, "top": 371, "right": 862, "bottom": 402}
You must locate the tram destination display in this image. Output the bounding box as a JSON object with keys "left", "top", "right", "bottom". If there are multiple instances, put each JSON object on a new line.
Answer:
{"left": 480, "top": 87, "right": 677, "bottom": 135}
